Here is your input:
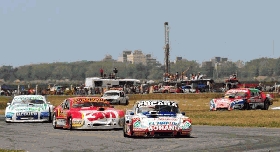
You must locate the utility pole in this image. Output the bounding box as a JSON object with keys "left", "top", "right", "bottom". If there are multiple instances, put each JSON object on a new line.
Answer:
{"left": 164, "top": 22, "right": 170, "bottom": 75}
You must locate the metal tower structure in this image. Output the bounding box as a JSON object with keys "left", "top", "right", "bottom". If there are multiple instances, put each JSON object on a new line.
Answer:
{"left": 164, "top": 22, "right": 170, "bottom": 74}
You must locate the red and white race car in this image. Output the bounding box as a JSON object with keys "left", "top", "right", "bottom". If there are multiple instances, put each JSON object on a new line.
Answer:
{"left": 123, "top": 100, "right": 192, "bottom": 138}
{"left": 52, "top": 97, "right": 125, "bottom": 130}
{"left": 210, "top": 88, "right": 273, "bottom": 111}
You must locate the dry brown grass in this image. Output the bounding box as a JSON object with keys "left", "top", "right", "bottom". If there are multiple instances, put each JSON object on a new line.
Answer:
{"left": 1, "top": 93, "right": 280, "bottom": 127}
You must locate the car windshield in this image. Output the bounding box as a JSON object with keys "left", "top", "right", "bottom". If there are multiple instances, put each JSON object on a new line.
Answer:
{"left": 137, "top": 105, "right": 179, "bottom": 113}
{"left": 72, "top": 102, "right": 110, "bottom": 108}
{"left": 235, "top": 92, "right": 247, "bottom": 97}
{"left": 12, "top": 100, "right": 45, "bottom": 105}
{"left": 103, "top": 92, "right": 119, "bottom": 96}
{"left": 225, "top": 91, "right": 246, "bottom": 98}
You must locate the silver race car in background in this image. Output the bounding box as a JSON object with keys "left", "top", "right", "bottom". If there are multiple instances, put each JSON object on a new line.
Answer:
{"left": 5, "top": 95, "right": 54, "bottom": 123}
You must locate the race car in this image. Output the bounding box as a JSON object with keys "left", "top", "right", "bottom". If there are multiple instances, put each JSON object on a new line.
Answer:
{"left": 123, "top": 100, "right": 192, "bottom": 138}
{"left": 210, "top": 88, "right": 273, "bottom": 111}
{"left": 5, "top": 95, "right": 54, "bottom": 123}
{"left": 52, "top": 96, "right": 125, "bottom": 130}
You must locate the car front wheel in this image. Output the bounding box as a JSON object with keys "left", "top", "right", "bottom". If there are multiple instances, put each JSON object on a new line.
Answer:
{"left": 52, "top": 115, "right": 58, "bottom": 129}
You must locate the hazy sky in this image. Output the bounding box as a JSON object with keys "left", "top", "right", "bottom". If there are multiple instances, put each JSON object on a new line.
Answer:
{"left": 1, "top": 0, "right": 279, "bottom": 67}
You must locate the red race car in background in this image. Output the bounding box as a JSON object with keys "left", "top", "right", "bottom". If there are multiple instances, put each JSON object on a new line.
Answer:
{"left": 52, "top": 96, "right": 125, "bottom": 130}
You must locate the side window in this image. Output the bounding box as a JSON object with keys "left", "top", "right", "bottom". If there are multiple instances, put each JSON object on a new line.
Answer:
{"left": 256, "top": 91, "right": 260, "bottom": 97}
{"left": 250, "top": 92, "right": 254, "bottom": 97}
{"left": 64, "top": 100, "right": 70, "bottom": 110}
{"left": 62, "top": 100, "right": 69, "bottom": 110}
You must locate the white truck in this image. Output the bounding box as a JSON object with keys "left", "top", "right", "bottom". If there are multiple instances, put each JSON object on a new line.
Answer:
{"left": 101, "top": 90, "right": 129, "bottom": 105}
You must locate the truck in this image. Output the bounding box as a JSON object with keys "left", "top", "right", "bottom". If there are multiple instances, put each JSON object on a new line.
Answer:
{"left": 101, "top": 90, "right": 129, "bottom": 105}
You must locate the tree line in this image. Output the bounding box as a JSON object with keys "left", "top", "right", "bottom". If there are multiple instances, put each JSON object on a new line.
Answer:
{"left": 1, "top": 57, "right": 280, "bottom": 84}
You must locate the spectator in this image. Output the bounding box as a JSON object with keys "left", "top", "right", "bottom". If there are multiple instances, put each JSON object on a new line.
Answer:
{"left": 100, "top": 68, "right": 104, "bottom": 77}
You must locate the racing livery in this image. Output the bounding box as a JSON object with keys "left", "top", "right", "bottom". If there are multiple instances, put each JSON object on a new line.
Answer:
{"left": 5, "top": 95, "right": 54, "bottom": 123}
{"left": 123, "top": 100, "right": 192, "bottom": 138}
{"left": 52, "top": 97, "right": 125, "bottom": 130}
{"left": 210, "top": 88, "right": 273, "bottom": 111}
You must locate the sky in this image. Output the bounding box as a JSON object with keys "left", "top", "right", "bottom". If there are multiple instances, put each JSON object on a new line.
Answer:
{"left": 0, "top": 0, "right": 280, "bottom": 67}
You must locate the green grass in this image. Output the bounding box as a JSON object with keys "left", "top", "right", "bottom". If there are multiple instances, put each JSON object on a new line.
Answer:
{"left": 0, "top": 149, "right": 25, "bottom": 152}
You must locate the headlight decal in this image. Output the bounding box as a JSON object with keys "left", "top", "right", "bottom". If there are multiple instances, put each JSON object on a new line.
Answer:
{"left": 5, "top": 112, "right": 14, "bottom": 118}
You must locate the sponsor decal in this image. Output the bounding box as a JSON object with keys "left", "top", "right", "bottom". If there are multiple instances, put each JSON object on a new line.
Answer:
{"left": 73, "top": 98, "right": 106, "bottom": 104}
{"left": 149, "top": 121, "right": 178, "bottom": 126}
{"left": 156, "top": 117, "right": 178, "bottom": 121}
{"left": 13, "top": 96, "right": 44, "bottom": 101}
{"left": 85, "top": 111, "right": 117, "bottom": 121}
{"left": 72, "top": 119, "right": 84, "bottom": 127}
{"left": 14, "top": 107, "right": 41, "bottom": 111}
{"left": 182, "top": 121, "right": 191, "bottom": 129}
{"left": 16, "top": 112, "right": 38, "bottom": 116}
{"left": 148, "top": 125, "right": 179, "bottom": 131}
{"left": 136, "top": 100, "right": 178, "bottom": 108}
{"left": 133, "top": 120, "right": 141, "bottom": 128}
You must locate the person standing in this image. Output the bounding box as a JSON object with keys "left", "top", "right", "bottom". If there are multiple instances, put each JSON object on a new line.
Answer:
{"left": 100, "top": 68, "right": 104, "bottom": 77}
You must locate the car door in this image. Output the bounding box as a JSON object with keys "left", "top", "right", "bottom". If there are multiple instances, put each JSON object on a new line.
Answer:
{"left": 56, "top": 102, "right": 64, "bottom": 118}
{"left": 255, "top": 91, "right": 262, "bottom": 103}
{"left": 62, "top": 100, "right": 70, "bottom": 118}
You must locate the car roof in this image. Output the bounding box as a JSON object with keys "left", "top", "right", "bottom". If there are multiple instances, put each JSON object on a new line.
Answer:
{"left": 68, "top": 96, "right": 108, "bottom": 103}
{"left": 134, "top": 100, "right": 179, "bottom": 107}
{"left": 105, "top": 90, "right": 121, "bottom": 93}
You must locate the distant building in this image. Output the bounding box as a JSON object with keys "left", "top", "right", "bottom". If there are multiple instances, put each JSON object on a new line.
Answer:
{"left": 175, "top": 57, "right": 183, "bottom": 63}
{"left": 212, "top": 57, "right": 221, "bottom": 63}
{"left": 102, "top": 55, "right": 115, "bottom": 62}
{"left": 202, "top": 61, "right": 213, "bottom": 68}
{"left": 118, "top": 50, "right": 158, "bottom": 65}
{"left": 127, "top": 50, "right": 147, "bottom": 65}
{"left": 221, "top": 58, "right": 228, "bottom": 62}
{"left": 117, "top": 50, "right": 132, "bottom": 62}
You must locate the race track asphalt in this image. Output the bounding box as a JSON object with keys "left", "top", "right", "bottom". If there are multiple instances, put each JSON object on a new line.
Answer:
{"left": 0, "top": 115, "right": 280, "bottom": 152}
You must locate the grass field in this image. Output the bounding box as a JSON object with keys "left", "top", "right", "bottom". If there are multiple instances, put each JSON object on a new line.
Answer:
{"left": 0, "top": 149, "right": 24, "bottom": 152}
{"left": 1, "top": 93, "right": 280, "bottom": 127}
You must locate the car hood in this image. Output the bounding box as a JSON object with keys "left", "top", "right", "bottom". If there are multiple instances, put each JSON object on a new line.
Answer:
{"left": 213, "top": 98, "right": 233, "bottom": 104}
{"left": 134, "top": 112, "right": 183, "bottom": 127}
{"left": 77, "top": 109, "right": 120, "bottom": 122}
{"left": 7, "top": 103, "right": 49, "bottom": 112}
{"left": 101, "top": 96, "right": 119, "bottom": 100}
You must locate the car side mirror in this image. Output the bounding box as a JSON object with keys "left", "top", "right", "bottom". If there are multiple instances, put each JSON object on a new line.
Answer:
{"left": 7, "top": 103, "right": 10, "bottom": 106}
{"left": 181, "top": 112, "right": 185, "bottom": 116}
{"left": 130, "top": 112, "right": 134, "bottom": 115}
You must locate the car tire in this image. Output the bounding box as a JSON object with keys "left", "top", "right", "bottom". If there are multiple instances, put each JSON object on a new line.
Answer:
{"left": 48, "top": 108, "right": 52, "bottom": 123}
{"left": 123, "top": 123, "right": 128, "bottom": 137}
{"left": 68, "top": 117, "right": 73, "bottom": 130}
{"left": 178, "top": 134, "right": 191, "bottom": 138}
{"left": 118, "top": 101, "right": 121, "bottom": 105}
{"left": 125, "top": 100, "right": 128, "bottom": 105}
{"left": 52, "top": 114, "right": 58, "bottom": 129}
{"left": 262, "top": 99, "right": 269, "bottom": 110}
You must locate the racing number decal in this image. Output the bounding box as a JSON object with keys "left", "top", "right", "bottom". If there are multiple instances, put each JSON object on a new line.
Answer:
{"left": 57, "top": 108, "right": 65, "bottom": 117}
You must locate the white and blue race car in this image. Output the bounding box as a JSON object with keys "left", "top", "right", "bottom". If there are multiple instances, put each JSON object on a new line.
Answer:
{"left": 5, "top": 95, "right": 54, "bottom": 123}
